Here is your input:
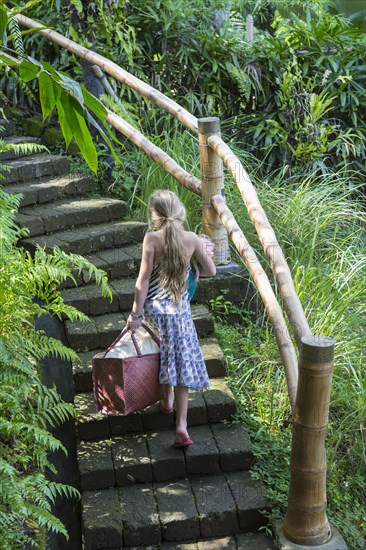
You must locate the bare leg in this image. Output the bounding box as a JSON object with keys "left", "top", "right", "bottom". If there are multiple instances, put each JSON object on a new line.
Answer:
{"left": 174, "top": 386, "right": 189, "bottom": 438}
{"left": 161, "top": 384, "right": 174, "bottom": 410}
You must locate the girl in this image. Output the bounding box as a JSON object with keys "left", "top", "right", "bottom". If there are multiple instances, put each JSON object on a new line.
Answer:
{"left": 127, "top": 190, "right": 216, "bottom": 447}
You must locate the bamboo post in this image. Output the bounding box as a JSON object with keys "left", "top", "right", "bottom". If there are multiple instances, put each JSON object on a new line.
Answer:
{"left": 246, "top": 15, "right": 254, "bottom": 44}
{"left": 198, "top": 118, "right": 230, "bottom": 265}
{"left": 283, "top": 335, "right": 335, "bottom": 545}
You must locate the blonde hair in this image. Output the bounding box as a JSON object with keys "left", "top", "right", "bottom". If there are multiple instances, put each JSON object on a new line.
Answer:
{"left": 148, "top": 190, "right": 188, "bottom": 302}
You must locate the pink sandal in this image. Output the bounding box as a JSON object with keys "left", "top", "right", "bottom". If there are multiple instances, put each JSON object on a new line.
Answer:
{"left": 173, "top": 435, "right": 193, "bottom": 448}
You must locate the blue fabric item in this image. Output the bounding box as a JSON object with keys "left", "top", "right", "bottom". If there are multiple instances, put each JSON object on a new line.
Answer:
{"left": 188, "top": 267, "right": 197, "bottom": 299}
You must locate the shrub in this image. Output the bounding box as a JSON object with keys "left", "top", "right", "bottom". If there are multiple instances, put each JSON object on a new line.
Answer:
{"left": 0, "top": 140, "right": 111, "bottom": 547}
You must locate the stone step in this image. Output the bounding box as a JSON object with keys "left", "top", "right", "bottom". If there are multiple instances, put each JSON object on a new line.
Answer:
{"left": 81, "top": 471, "right": 270, "bottom": 548}
{"left": 16, "top": 197, "right": 128, "bottom": 237}
{"left": 0, "top": 136, "right": 42, "bottom": 161}
{"left": 3, "top": 174, "right": 97, "bottom": 207}
{"left": 75, "top": 378, "right": 236, "bottom": 441}
{"left": 61, "top": 270, "right": 246, "bottom": 316}
{"left": 0, "top": 118, "right": 14, "bottom": 137}
{"left": 65, "top": 304, "right": 214, "bottom": 352}
{"left": 73, "top": 337, "right": 225, "bottom": 393}
{"left": 59, "top": 243, "right": 143, "bottom": 290}
{"left": 78, "top": 423, "right": 254, "bottom": 491}
{"left": 1, "top": 153, "right": 69, "bottom": 184}
{"left": 123, "top": 532, "right": 277, "bottom": 550}
{"left": 20, "top": 220, "right": 147, "bottom": 256}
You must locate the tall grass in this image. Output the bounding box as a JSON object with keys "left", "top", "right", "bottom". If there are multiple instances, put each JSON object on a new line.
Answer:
{"left": 218, "top": 169, "right": 366, "bottom": 548}
{"left": 105, "top": 113, "right": 203, "bottom": 230}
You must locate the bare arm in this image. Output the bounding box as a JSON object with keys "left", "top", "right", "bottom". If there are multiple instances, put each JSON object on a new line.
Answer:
{"left": 193, "top": 234, "right": 216, "bottom": 277}
{"left": 127, "top": 233, "right": 155, "bottom": 330}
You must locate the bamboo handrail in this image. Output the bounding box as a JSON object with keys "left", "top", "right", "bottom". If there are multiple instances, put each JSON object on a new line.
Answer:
{"left": 212, "top": 194, "right": 298, "bottom": 410}
{"left": 0, "top": 47, "right": 201, "bottom": 195}
{"left": 106, "top": 111, "right": 201, "bottom": 195}
{"left": 14, "top": 13, "right": 313, "bottom": 392}
{"left": 14, "top": 15, "right": 312, "bottom": 348}
{"left": 15, "top": 14, "right": 198, "bottom": 134}
{"left": 207, "top": 134, "right": 312, "bottom": 349}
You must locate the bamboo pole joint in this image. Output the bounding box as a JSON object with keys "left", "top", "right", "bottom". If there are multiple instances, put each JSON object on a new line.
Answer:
{"left": 198, "top": 118, "right": 230, "bottom": 266}
{"left": 283, "top": 335, "right": 335, "bottom": 546}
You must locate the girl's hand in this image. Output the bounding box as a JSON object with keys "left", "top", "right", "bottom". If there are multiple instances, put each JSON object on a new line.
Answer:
{"left": 127, "top": 315, "right": 143, "bottom": 333}
{"left": 199, "top": 234, "right": 215, "bottom": 258}
{"left": 191, "top": 259, "right": 200, "bottom": 282}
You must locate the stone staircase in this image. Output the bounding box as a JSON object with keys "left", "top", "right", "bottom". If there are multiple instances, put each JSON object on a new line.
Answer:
{"left": 2, "top": 131, "right": 276, "bottom": 550}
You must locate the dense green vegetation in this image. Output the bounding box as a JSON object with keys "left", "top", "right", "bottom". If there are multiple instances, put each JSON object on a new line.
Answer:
{"left": 1, "top": 0, "right": 365, "bottom": 547}
{"left": 3, "top": 0, "right": 363, "bottom": 182}
{"left": 0, "top": 138, "right": 111, "bottom": 547}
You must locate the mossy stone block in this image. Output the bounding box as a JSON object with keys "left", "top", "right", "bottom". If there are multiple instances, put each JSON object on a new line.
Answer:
{"left": 24, "top": 117, "right": 44, "bottom": 137}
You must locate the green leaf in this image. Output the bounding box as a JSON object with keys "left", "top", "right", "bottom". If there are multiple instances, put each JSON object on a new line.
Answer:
{"left": 58, "top": 72, "right": 84, "bottom": 107}
{"left": 19, "top": 59, "right": 39, "bottom": 82}
{"left": 0, "top": 7, "right": 8, "bottom": 46}
{"left": 0, "top": 54, "right": 18, "bottom": 67}
{"left": 82, "top": 87, "right": 108, "bottom": 120}
{"left": 56, "top": 92, "right": 73, "bottom": 148}
{"left": 63, "top": 94, "right": 98, "bottom": 173}
{"left": 70, "top": 0, "right": 83, "bottom": 12}
{"left": 84, "top": 110, "right": 122, "bottom": 165}
{"left": 39, "top": 73, "right": 61, "bottom": 120}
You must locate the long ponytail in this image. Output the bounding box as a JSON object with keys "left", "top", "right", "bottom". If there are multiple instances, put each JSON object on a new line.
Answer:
{"left": 148, "top": 190, "right": 188, "bottom": 302}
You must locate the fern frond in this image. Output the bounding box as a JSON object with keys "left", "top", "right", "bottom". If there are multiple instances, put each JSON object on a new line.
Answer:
{"left": 53, "top": 247, "right": 112, "bottom": 299}
{"left": 7, "top": 17, "right": 25, "bottom": 60}
{"left": 31, "top": 332, "right": 80, "bottom": 362}
{"left": 1, "top": 419, "right": 67, "bottom": 454}
{"left": 44, "top": 481, "right": 80, "bottom": 502}
{"left": 0, "top": 141, "right": 48, "bottom": 156}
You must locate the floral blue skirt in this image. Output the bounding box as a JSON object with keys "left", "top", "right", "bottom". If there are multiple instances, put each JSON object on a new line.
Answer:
{"left": 144, "top": 297, "right": 210, "bottom": 389}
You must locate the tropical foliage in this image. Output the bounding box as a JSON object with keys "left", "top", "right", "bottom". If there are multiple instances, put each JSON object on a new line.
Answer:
{"left": 0, "top": 0, "right": 365, "bottom": 548}
{"left": 0, "top": 136, "right": 111, "bottom": 548}
{"left": 0, "top": 2, "right": 124, "bottom": 173}
{"left": 7, "top": 0, "right": 363, "bottom": 181}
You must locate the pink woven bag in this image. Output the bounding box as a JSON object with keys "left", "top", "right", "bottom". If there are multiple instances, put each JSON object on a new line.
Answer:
{"left": 92, "top": 323, "right": 165, "bottom": 415}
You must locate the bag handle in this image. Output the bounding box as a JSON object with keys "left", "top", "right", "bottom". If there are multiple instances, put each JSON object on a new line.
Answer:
{"left": 103, "top": 321, "right": 160, "bottom": 357}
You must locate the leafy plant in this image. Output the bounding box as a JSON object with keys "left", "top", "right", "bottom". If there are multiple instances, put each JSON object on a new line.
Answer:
{"left": 230, "top": 5, "right": 366, "bottom": 177}
{"left": 1, "top": 2, "right": 126, "bottom": 173}
{"left": 0, "top": 139, "right": 111, "bottom": 547}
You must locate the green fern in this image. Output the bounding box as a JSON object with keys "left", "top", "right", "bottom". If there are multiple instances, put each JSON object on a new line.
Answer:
{"left": 0, "top": 140, "right": 48, "bottom": 156}
{"left": 7, "top": 17, "right": 25, "bottom": 59}
{"left": 0, "top": 154, "right": 112, "bottom": 546}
